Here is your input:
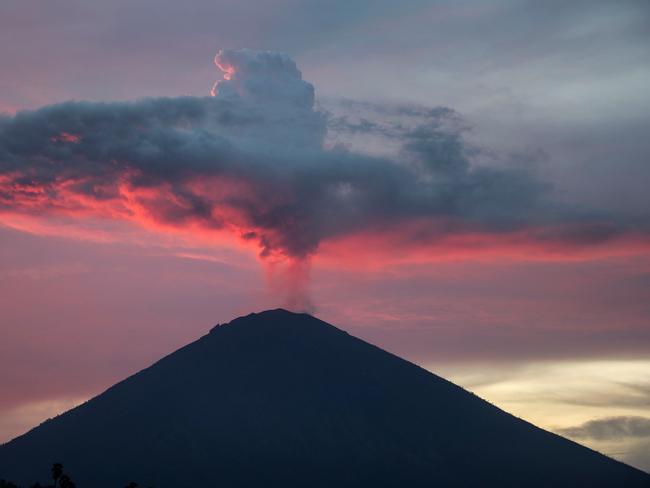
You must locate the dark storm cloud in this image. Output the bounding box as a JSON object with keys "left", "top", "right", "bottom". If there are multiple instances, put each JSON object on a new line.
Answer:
{"left": 0, "top": 49, "right": 642, "bottom": 259}
{"left": 558, "top": 416, "right": 650, "bottom": 441}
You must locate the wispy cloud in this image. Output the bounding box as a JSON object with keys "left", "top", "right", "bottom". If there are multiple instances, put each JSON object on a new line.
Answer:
{"left": 558, "top": 416, "right": 650, "bottom": 441}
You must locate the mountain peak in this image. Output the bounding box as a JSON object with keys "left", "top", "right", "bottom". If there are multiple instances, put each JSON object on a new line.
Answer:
{"left": 212, "top": 307, "right": 308, "bottom": 327}
{"left": 210, "top": 308, "right": 341, "bottom": 336}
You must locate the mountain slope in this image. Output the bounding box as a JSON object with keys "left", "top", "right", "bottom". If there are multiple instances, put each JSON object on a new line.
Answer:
{"left": 1, "top": 309, "right": 648, "bottom": 487}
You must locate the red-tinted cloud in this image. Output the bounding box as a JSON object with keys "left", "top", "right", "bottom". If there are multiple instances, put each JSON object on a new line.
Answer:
{"left": 1, "top": 49, "right": 647, "bottom": 309}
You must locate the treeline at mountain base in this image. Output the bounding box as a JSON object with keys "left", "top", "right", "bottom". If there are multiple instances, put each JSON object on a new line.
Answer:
{"left": 0, "top": 463, "right": 149, "bottom": 488}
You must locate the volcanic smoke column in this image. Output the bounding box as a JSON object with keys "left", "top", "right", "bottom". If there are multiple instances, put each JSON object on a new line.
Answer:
{"left": 210, "top": 49, "right": 327, "bottom": 312}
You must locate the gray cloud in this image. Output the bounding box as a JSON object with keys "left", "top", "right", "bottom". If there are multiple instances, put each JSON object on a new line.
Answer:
{"left": 558, "top": 416, "right": 650, "bottom": 441}
{"left": 0, "top": 49, "right": 553, "bottom": 259}
{"left": 0, "top": 49, "right": 643, "bottom": 263}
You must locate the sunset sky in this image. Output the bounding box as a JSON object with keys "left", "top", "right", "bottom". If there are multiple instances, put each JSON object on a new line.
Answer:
{"left": 1, "top": 0, "right": 649, "bottom": 471}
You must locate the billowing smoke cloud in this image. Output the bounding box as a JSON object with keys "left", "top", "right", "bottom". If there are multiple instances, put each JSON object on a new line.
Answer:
{"left": 0, "top": 49, "right": 644, "bottom": 307}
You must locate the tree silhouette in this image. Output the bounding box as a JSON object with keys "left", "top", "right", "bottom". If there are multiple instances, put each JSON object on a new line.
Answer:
{"left": 1, "top": 462, "right": 154, "bottom": 487}
{"left": 58, "top": 474, "right": 75, "bottom": 488}
{"left": 51, "top": 464, "right": 63, "bottom": 488}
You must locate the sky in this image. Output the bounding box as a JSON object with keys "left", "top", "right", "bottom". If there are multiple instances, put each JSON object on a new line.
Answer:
{"left": 1, "top": 0, "right": 650, "bottom": 472}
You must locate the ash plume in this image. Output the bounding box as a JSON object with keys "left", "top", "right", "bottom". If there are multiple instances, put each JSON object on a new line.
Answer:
{"left": 0, "top": 49, "right": 642, "bottom": 308}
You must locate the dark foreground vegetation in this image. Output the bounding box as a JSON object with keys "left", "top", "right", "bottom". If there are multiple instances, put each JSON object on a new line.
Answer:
{"left": 0, "top": 463, "right": 148, "bottom": 488}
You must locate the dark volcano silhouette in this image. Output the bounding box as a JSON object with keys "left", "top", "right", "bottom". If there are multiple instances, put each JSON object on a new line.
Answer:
{"left": 1, "top": 309, "right": 648, "bottom": 487}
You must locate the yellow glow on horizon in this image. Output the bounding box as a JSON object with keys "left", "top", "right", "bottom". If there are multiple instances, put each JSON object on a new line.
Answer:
{"left": 0, "top": 397, "right": 87, "bottom": 444}
{"left": 430, "top": 358, "right": 650, "bottom": 471}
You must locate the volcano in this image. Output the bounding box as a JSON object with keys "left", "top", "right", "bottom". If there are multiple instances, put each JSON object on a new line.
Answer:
{"left": 1, "top": 309, "right": 648, "bottom": 487}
